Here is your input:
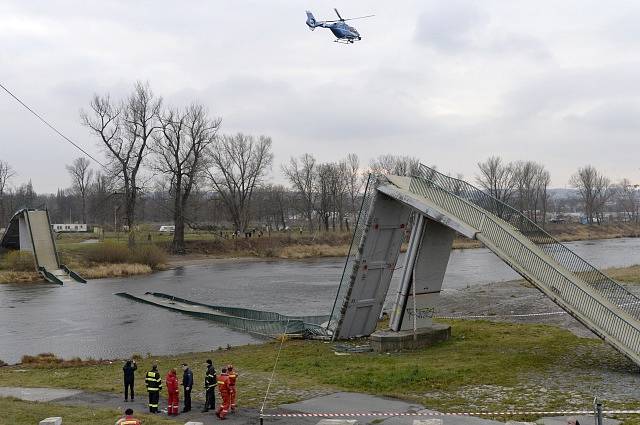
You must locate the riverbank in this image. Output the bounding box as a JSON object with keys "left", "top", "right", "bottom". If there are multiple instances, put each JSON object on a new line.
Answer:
{"left": 0, "top": 319, "right": 638, "bottom": 421}
{"left": 2, "top": 223, "right": 640, "bottom": 283}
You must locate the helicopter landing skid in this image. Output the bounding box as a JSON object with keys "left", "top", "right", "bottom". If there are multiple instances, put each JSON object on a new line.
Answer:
{"left": 334, "top": 39, "right": 354, "bottom": 44}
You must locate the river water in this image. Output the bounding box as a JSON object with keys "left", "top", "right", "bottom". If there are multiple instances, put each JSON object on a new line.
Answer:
{"left": 2, "top": 237, "right": 640, "bottom": 364}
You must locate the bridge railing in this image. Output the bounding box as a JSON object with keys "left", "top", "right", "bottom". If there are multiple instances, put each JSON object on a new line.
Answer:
{"left": 409, "top": 164, "right": 640, "bottom": 322}
{"left": 327, "top": 174, "right": 377, "bottom": 335}
{"left": 409, "top": 172, "right": 640, "bottom": 357}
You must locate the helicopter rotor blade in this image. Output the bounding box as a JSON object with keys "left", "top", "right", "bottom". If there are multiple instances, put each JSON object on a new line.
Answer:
{"left": 334, "top": 8, "right": 344, "bottom": 21}
{"left": 342, "top": 14, "right": 375, "bottom": 21}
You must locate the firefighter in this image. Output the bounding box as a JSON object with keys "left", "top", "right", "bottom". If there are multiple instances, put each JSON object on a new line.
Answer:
{"left": 201, "top": 359, "right": 216, "bottom": 413}
{"left": 227, "top": 364, "right": 238, "bottom": 412}
{"left": 145, "top": 362, "right": 162, "bottom": 413}
{"left": 115, "top": 408, "right": 141, "bottom": 425}
{"left": 166, "top": 368, "right": 180, "bottom": 416}
{"left": 216, "top": 367, "right": 231, "bottom": 420}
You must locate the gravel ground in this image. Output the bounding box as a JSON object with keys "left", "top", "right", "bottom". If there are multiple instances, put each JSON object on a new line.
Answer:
{"left": 437, "top": 280, "right": 640, "bottom": 339}
{"left": 431, "top": 280, "right": 640, "bottom": 409}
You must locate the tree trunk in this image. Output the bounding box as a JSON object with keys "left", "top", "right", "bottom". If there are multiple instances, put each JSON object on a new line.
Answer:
{"left": 306, "top": 210, "right": 314, "bottom": 233}
{"left": 126, "top": 194, "right": 136, "bottom": 248}
{"left": 82, "top": 196, "right": 87, "bottom": 224}
{"left": 172, "top": 191, "right": 186, "bottom": 254}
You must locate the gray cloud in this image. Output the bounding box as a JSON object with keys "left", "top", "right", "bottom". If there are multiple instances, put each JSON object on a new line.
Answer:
{"left": 414, "top": 0, "right": 488, "bottom": 52}
{"left": 1, "top": 0, "right": 640, "bottom": 193}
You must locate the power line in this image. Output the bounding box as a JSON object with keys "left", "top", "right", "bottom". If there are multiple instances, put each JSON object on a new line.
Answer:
{"left": 0, "top": 81, "right": 204, "bottom": 228}
{"left": 0, "top": 81, "right": 107, "bottom": 169}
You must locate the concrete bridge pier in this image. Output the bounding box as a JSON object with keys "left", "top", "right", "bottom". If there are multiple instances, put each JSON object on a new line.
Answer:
{"left": 372, "top": 214, "right": 454, "bottom": 352}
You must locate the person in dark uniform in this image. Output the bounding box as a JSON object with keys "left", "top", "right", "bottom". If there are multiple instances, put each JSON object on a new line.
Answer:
{"left": 181, "top": 363, "right": 193, "bottom": 412}
{"left": 123, "top": 359, "right": 137, "bottom": 402}
{"left": 201, "top": 359, "right": 216, "bottom": 412}
{"left": 145, "top": 362, "right": 162, "bottom": 413}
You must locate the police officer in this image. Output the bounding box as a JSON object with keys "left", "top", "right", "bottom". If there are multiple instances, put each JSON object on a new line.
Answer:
{"left": 122, "top": 359, "right": 137, "bottom": 402}
{"left": 145, "top": 362, "right": 162, "bottom": 413}
{"left": 181, "top": 363, "right": 193, "bottom": 413}
{"left": 201, "top": 359, "right": 216, "bottom": 413}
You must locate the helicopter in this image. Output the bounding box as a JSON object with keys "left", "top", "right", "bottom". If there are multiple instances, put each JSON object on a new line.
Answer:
{"left": 305, "top": 8, "right": 374, "bottom": 44}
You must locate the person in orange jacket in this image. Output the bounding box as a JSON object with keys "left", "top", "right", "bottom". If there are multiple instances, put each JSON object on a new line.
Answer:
{"left": 215, "top": 367, "right": 230, "bottom": 420}
{"left": 227, "top": 364, "right": 238, "bottom": 412}
{"left": 166, "top": 368, "right": 180, "bottom": 416}
{"left": 115, "top": 408, "right": 141, "bottom": 425}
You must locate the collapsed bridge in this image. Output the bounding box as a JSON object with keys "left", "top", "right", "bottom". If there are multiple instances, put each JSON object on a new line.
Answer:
{"left": 0, "top": 208, "right": 85, "bottom": 284}
{"left": 115, "top": 163, "right": 640, "bottom": 366}
{"left": 327, "top": 164, "right": 640, "bottom": 367}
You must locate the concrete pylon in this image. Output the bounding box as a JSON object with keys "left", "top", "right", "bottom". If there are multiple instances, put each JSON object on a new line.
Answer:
{"left": 390, "top": 216, "right": 455, "bottom": 331}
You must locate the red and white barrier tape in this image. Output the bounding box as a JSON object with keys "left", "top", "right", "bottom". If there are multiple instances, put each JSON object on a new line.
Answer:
{"left": 260, "top": 410, "right": 640, "bottom": 418}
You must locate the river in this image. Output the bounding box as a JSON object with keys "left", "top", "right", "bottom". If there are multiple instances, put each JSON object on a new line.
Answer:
{"left": 1, "top": 237, "right": 640, "bottom": 364}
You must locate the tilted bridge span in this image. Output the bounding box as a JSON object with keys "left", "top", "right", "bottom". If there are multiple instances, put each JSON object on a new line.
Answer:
{"left": 329, "top": 164, "right": 640, "bottom": 367}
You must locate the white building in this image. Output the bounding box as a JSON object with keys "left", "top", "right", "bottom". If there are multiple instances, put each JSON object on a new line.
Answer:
{"left": 52, "top": 223, "right": 88, "bottom": 232}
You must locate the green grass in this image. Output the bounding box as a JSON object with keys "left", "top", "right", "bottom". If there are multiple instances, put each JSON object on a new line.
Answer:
{"left": 1, "top": 320, "right": 637, "bottom": 413}
{"left": 0, "top": 397, "right": 181, "bottom": 425}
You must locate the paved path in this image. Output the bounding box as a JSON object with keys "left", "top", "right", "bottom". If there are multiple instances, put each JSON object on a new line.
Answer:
{"left": 0, "top": 388, "right": 623, "bottom": 425}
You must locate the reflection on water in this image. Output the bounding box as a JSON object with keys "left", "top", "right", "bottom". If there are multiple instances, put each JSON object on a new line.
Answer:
{"left": 2, "top": 237, "right": 640, "bottom": 363}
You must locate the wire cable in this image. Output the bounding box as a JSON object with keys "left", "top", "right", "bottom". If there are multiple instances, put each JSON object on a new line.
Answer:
{"left": 260, "top": 319, "right": 290, "bottom": 418}
{"left": 0, "top": 81, "right": 107, "bottom": 169}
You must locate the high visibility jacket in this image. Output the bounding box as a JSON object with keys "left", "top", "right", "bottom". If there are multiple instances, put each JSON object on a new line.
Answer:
{"left": 205, "top": 366, "right": 216, "bottom": 389}
{"left": 116, "top": 416, "right": 142, "bottom": 425}
{"left": 145, "top": 370, "right": 162, "bottom": 392}
{"left": 217, "top": 372, "right": 230, "bottom": 395}
{"left": 228, "top": 371, "right": 237, "bottom": 387}
{"left": 166, "top": 370, "right": 179, "bottom": 394}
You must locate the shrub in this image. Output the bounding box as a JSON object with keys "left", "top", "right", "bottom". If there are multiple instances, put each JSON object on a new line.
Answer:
{"left": 85, "top": 242, "right": 129, "bottom": 264}
{"left": 129, "top": 244, "right": 167, "bottom": 269}
{"left": 0, "top": 359, "right": 7, "bottom": 367}
{"left": 21, "top": 353, "right": 62, "bottom": 365}
{"left": 4, "top": 251, "right": 35, "bottom": 271}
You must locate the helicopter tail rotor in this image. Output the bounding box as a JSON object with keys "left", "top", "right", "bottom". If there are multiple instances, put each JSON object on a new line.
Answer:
{"left": 305, "top": 11, "right": 317, "bottom": 30}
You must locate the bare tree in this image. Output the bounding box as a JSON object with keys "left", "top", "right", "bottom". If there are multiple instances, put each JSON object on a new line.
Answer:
{"left": 512, "top": 161, "right": 550, "bottom": 224}
{"left": 369, "top": 154, "right": 420, "bottom": 176}
{"left": 154, "top": 104, "right": 221, "bottom": 253}
{"left": 569, "top": 165, "right": 612, "bottom": 225}
{"left": 0, "top": 160, "right": 15, "bottom": 224}
{"left": 476, "top": 156, "right": 517, "bottom": 218}
{"left": 88, "top": 171, "right": 116, "bottom": 227}
{"left": 206, "top": 133, "right": 273, "bottom": 233}
{"left": 617, "top": 178, "right": 639, "bottom": 223}
{"left": 282, "top": 154, "right": 317, "bottom": 233}
{"left": 66, "top": 157, "right": 94, "bottom": 224}
{"left": 345, "top": 153, "right": 364, "bottom": 221}
{"left": 81, "top": 81, "right": 161, "bottom": 246}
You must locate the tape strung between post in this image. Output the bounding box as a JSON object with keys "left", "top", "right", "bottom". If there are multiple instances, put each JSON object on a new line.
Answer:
{"left": 259, "top": 409, "right": 640, "bottom": 418}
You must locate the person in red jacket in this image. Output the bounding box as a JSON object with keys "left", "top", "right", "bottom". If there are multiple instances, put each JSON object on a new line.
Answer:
{"left": 227, "top": 364, "right": 238, "bottom": 412}
{"left": 166, "top": 368, "right": 180, "bottom": 416}
{"left": 216, "top": 367, "right": 230, "bottom": 420}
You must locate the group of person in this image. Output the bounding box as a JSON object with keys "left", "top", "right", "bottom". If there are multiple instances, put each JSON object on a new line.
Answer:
{"left": 121, "top": 358, "right": 238, "bottom": 420}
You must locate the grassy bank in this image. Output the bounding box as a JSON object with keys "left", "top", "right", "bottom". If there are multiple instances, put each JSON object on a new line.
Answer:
{"left": 0, "top": 242, "right": 165, "bottom": 283}
{"left": 606, "top": 265, "right": 640, "bottom": 284}
{"left": 0, "top": 398, "right": 181, "bottom": 425}
{"left": 1, "top": 320, "right": 638, "bottom": 414}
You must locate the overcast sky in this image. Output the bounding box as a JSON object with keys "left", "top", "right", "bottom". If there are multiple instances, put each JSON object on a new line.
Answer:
{"left": 2, "top": 0, "right": 640, "bottom": 193}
